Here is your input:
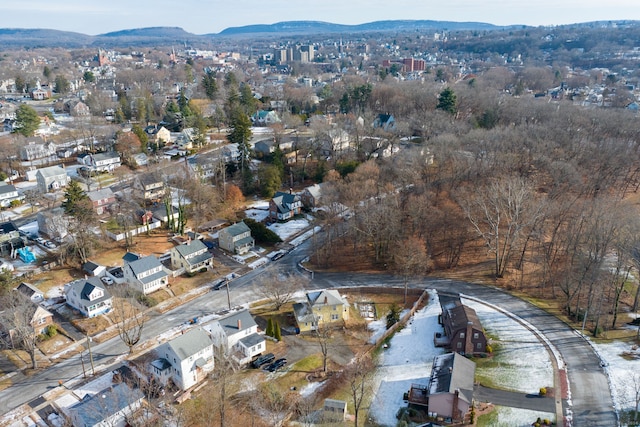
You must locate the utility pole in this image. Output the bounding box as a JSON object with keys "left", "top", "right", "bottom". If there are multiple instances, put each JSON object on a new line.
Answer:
{"left": 86, "top": 333, "right": 95, "bottom": 376}
{"left": 225, "top": 279, "right": 231, "bottom": 310}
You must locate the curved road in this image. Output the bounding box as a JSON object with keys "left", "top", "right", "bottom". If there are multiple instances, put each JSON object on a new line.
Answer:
{"left": 0, "top": 240, "right": 617, "bottom": 426}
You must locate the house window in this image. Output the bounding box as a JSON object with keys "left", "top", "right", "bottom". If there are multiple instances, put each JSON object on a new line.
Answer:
{"left": 457, "top": 342, "right": 462, "bottom": 349}
{"left": 331, "top": 314, "right": 339, "bottom": 321}
{"left": 473, "top": 332, "right": 479, "bottom": 339}
{"left": 459, "top": 332, "right": 465, "bottom": 339}
{"left": 477, "top": 342, "right": 483, "bottom": 349}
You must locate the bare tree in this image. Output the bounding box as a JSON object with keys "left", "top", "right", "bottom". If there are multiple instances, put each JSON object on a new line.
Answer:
{"left": 460, "top": 175, "right": 541, "bottom": 278}
{"left": 210, "top": 345, "right": 240, "bottom": 427}
{"left": 258, "top": 271, "right": 305, "bottom": 311}
{"left": 111, "top": 287, "right": 146, "bottom": 354}
{"left": 0, "top": 292, "right": 44, "bottom": 369}
{"left": 392, "top": 235, "right": 428, "bottom": 304}
{"left": 316, "top": 323, "right": 333, "bottom": 375}
{"left": 346, "top": 355, "right": 374, "bottom": 427}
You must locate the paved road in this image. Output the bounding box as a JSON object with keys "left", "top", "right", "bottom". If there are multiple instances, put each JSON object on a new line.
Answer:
{"left": 473, "top": 384, "right": 557, "bottom": 413}
{"left": 0, "top": 240, "right": 618, "bottom": 427}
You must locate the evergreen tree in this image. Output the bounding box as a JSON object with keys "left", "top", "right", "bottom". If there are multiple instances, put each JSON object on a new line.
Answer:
{"left": 13, "top": 104, "right": 40, "bottom": 137}
{"left": 227, "top": 107, "right": 253, "bottom": 172}
{"left": 14, "top": 75, "right": 26, "bottom": 93}
{"left": 201, "top": 70, "right": 218, "bottom": 100}
{"left": 239, "top": 82, "right": 257, "bottom": 116}
{"left": 62, "top": 180, "right": 89, "bottom": 216}
{"left": 386, "top": 303, "right": 401, "bottom": 329}
{"left": 43, "top": 66, "right": 52, "bottom": 80}
{"left": 273, "top": 321, "right": 282, "bottom": 341}
{"left": 83, "top": 71, "right": 95, "bottom": 83}
{"left": 436, "top": 87, "right": 457, "bottom": 115}
{"left": 54, "top": 75, "right": 70, "bottom": 94}
{"left": 266, "top": 318, "right": 274, "bottom": 337}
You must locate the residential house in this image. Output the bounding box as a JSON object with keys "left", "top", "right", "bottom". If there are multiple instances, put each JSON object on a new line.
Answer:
{"left": 222, "top": 144, "right": 241, "bottom": 163}
{"left": 251, "top": 110, "right": 281, "bottom": 126}
{"left": 407, "top": 352, "right": 475, "bottom": 422}
{"left": 204, "top": 309, "right": 265, "bottom": 365}
{"left": 133, "top": 173, "right": 166, "bottom": 205}
{"left": 86, "top": 152, "right": 121, "bottom": 172}
{"left": 20, "top": 140, "right": 56, "bottom": 161}
{"left": 150, "top": 327, "right": 214, "bottom": 390}
{"left": 322, "top": 129, "right": 351, "bottom": 155}
{"left": 175, "top": 128, "right": 195, "bottom": 150}
{"left": 437, "top": 292, "right": 487, "bottom": 355}
{"left": 26, "top": 305, "right": 54, "bottom": 335}
{"left": 253, "top": 139, "right": 277, "bottom": 156}
{"left": 187, "top": 152, "right": 222, "bottom": 180}
{"left": 65, "top": 278, "right": 112, "bottom": 318}
{"left": 36, "top": 165, "right": 69, "bottom": 193}
{"left": 65, "top": 383, "right": 143, "bottom": 427}
{"left": 268, "top": 191, "right": 302, "bottom": 221}
{"left": 293, "top": 289, "right": 349, "bottom": 333}
{"left": 152, "top": 204, "right": 179, "bottom": 224}
{"left": 123, "top": 254, "right": 169, "bottom": 295}
{"left": 87, "top": 188, "right": 116, "bottom": 215}
{"left": 300, "top": 183, "right": 326, "bottom": 208}
{"left": 15, "top": 282, "right": 44, "bottom": 303}
{"left": 0, "top": 221, "right": 24, "bottom": 257}
{"left": 71, "top": 101, "right": 90, "bottom": 117}
{"left": 170, "top": 239, "right": 213, "bottom": 274}
{"left": 218, "top": 221, "right": 254, "bottom": 255}
{"left": 37, "top": 207, "right": 69, "bottom": 239}
{"left": 145, "top": 125, "right": 172, "bottom": 146}
{"left": 0, "top": 182, "right": 22, "bottom": 208}
{"left": 132, "top": 153, "right": 148, "bottom": 167}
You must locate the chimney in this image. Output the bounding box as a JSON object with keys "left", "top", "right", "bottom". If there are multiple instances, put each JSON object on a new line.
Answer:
{"left": 452, "top": 389, "right": 460, "bottom": 421}
{"left": 237, "top": 319, "right": 242, "bottom": 330}
{"left": 465, "top": 321, "right": 473, "bottom": 355}
{"left": 324, "top": 296, "right": 328, "bottom": 304}
{"left": 289, "top": 187, "right": 293, "bottom": 194}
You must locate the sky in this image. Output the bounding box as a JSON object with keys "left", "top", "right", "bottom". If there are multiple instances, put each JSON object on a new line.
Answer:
{"left": 3, "top": 0, "right": 640, "bottom": 35}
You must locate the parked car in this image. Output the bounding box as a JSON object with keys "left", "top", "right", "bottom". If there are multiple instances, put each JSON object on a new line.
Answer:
{"left": 101, "top": 276, "right": 114, "bottom": 285}
{"left": 212, "top": 279, "right": 226, "bottom": 291}
{"left": 251, "top": 353, "right": 275, "bottom": 369}
{"left": 44, "top": 241, "right": 56, "bottom": 249}
{"left": 265, "top": 358, "right": 287, "bottom": 372}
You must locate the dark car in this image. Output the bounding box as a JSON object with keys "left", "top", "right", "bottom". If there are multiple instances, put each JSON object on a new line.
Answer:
{"left": 265, "top": 358, "right": 287, "bottom": 372}
{"left": 212, "top": 279, "right": 227, "bottom": 291}
{"left": 251, "top": 353, "right": 275, "bottom": 369}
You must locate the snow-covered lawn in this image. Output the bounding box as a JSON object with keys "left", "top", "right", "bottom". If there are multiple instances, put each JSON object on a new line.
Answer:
{"left": 479, "top": 406, "right": 555, "bottom": 427}
{"left": 245, "top": 208, "right": 269, "bottom": 222}
{"left": 368, "top": 291, "right": 556, "bottom": 427}
{"left": 464, "top": 299, "right": 554, "bottom": 394}
{"left": 268, "top": 218, "right": 309, "bottom": 240}
{"left": 592, "top": 339, "right": 640, "bottom": 421}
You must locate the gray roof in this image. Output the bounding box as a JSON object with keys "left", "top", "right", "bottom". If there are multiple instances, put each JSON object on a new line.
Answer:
{"left": 87, "top": 188, "right": 114, "bottom": 202}
{"left": 16, "top": 282, "right": 42, "bottom": 298}
{"left": 122, "top": 252, "right": 141, "bottom": 263}
{"left": 239, "top": 333, "right": 265, "bottom": 348}
{"left": 36, "top": 165, "right": 66, "bottom": 178}
{"left": 293, "top": 302, "right": 316, "bottom": 323}
{"left": 93, "top": 151, "right": 120, "bottom": 161}
{"left": 174, "top": 239, "right": 208, "bottom": 257}
{"left": 138, "top": 173, "right": 163, "bottom": 187}
{"left": 151, "top": 358, "right": 172, "bottom": 371}
{"left": 166, "top": 327, "right": 212, "bottom": 361}
{"left": 428, "top": 352, "right": 475, "bottom": 404}
{"left": 67, "top": 383, "right": 143, "bottom": 426}
{"left": 127, "top": 255, "right": 163, "bottom": 276}
{"left": 183, "top": 251, "right": 213, "bottom": 267}
{"left": 221, "top": 221, "right": 251, "bottom": 238}
{"left": 0, "top": 183, "right": 17, "bottom": 196}
{"left": 307, "top": 289, "right": 345, "bottom": 307}
{"left": 218, "top": 310, "right": 257, "bottom": 335}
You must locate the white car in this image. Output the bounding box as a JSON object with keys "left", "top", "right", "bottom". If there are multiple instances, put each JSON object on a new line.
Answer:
{"left": 100, "top": 276, "right": 114, "bottom": 285}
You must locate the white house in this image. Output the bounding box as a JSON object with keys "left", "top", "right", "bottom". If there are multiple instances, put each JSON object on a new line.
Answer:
{"left": 35, "top": 165, "right": 69, "bottom": 193}
{"left": 0, "top": 183, "right": 22, "bottom": 208}
{"left": 65, "top": 278, "right": 112, "bottom": 318}
{"left": 150, "top": 327, "right": 214, "bottom": 390}
{"left": 123, "top": 254, "right": 169, "bottom": 295}
{"left": 204, "top": 309, "right": 265, "bottom": 365}
{"left": 85, "top": 152, "right": 121, "bottom": 172}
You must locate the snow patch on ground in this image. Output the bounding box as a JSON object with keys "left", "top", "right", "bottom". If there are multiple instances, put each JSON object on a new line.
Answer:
{"left": 244, "top": 208, "right": 269, "bottom": 222}
{"left": 592, "top": 340, "right": 640, "bottom": 417}
{"left": 486, "top": 406, "right": 555, "bottom": 427}
{"left": 268, "top": 218, "right": 309, "bottom": 240}
{"left": 299, "top": 381, "right": 324, "bottom": 398}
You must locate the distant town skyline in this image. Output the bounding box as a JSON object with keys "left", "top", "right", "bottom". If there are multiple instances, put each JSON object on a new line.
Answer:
{"left": 4, "top": 0, "right": 640, "bottom": 35}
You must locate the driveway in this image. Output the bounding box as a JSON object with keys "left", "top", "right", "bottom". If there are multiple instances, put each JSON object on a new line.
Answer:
{"left": 474, "top": 384, "right": 556, "bottom": 413}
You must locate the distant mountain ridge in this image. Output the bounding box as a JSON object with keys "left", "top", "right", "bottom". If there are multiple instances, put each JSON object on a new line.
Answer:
{"left": 216, "top": 20, "right": 502, "bottom": 36}
{"left": 0, "top": 20, "right": 634, "bottom": 48}
{"left": 0, "top": 20, "right": 506, "bottom": 48}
